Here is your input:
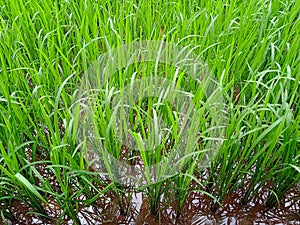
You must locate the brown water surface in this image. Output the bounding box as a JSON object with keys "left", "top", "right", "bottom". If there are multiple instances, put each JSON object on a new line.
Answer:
{"left": 2, "top": 183, "right": 299, "bottom": 225}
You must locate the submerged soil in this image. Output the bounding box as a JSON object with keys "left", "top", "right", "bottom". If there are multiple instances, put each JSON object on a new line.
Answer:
{"left": 2, "top": 183, "right": 299, "bottom": 225}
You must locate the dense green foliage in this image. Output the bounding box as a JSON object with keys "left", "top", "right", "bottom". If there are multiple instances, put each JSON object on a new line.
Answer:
{"left": 0, "top": 0, "right": 299, "bottom": 223}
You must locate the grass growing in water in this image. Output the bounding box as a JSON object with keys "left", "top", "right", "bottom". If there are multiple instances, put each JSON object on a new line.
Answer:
{"left": 0, "top": 0, "right": 299, "bottom": 223}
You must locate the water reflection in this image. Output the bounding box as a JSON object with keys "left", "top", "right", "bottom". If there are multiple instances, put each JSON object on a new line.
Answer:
{"left": 2, "top": 184, "right": 299, "bottom": 225}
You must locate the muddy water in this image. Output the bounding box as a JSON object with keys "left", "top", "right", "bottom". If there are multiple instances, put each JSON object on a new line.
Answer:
{"left": 2, "top": 183, "right": 299, "bottom": 225}
{"left": 2, "top": 146, "right": 300, "bottom": 224}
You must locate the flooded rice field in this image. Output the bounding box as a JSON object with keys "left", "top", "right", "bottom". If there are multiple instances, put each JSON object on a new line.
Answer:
{"left": 1, "top": 146, "right": 299, "bottom": 224}
{"left": 2, "top": 183, "right": 299, "bottom": 225}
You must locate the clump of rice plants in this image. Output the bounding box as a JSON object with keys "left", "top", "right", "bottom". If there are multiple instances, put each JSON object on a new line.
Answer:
{"left": 0, "top": 0, "right": 299, "bottom": 224}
